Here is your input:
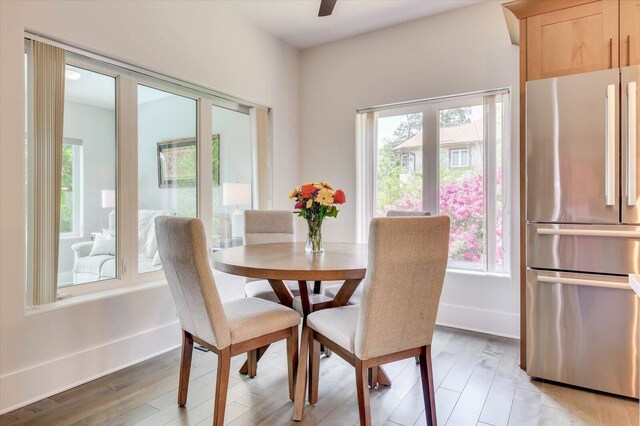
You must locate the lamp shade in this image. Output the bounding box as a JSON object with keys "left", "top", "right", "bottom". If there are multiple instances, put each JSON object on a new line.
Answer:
{"left": 101, "top": 190, "right": 115, "bottom": 208}
{"left": 222, "top": 182, "right": 251, "bottom": 206}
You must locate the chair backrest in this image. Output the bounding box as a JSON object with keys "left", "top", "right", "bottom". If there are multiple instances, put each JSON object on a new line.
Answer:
{"left": 386, "top": 210, "right": 431, "bottom": 217}
{"left": 355, "top": 216, "right": 450, "bottom": 360}
{"left": 155, "top": 216, "right": 231, "bottom": 349}
{"left": 244, "top": 210, "right": 294, "bottom": 245}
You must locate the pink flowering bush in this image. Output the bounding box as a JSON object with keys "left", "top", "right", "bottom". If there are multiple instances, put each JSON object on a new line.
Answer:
{"left": 383, "top": 172, "right": 504, "bottom": 266}
{"left": 439, "top": 174, "right": 485, "bottom": 263}
{"left": 383, "top": 193, "right": 422, "bottom": 213}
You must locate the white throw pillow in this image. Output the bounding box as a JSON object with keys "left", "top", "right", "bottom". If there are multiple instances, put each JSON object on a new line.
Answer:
{"left": 90, "top": 234, "right": 116, "bottom": 256}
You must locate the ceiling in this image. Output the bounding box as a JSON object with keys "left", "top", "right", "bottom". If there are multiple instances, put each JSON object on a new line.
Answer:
{"left": 65, "top": 66, "right": 172, "bottom": 110}
{"left": 225, "top": 0, "right": 483, "bottom": 49}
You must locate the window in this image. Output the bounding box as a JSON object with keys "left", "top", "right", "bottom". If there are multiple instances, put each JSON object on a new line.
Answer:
{"left": 359, "top": 90, "right": 509, "bottom": 273}
{"left": 400, "top": 153, "right": 416, "bottom": 172}
{"left": 59, "top": 64, "right": 116, "bottom": 287}
{"left": 375, "top": 110, "right": 423, "bottom": 215}
{"left": 25, "top": 37, "right": 271, "bottom": 304}
{"left": 211, "top": 105, "right": 253, "bottom": 249}
{"left": 449, "top": 148, "right": 470, "bottom": 168}
{"left": 137, "top": 85, "right": 197, "bottom": 275}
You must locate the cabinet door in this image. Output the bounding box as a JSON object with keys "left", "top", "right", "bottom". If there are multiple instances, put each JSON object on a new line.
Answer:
{"left": 621, "top": 0, "right": 640, "bottom": 66}
{"left": 527, "top": 1, "right": 619, "bottom": 80}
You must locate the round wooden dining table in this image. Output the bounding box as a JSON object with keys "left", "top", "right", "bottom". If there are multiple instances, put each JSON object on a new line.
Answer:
{"left": 211, "top": 242, "right": 392, "bottom": 387}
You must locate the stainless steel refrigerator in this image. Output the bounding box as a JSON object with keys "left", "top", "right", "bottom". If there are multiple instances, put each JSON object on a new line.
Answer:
{"left": 526, "top": 66, "right": 640, "bottom": 398}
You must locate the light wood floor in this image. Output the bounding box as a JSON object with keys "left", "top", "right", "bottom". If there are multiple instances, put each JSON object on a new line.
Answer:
{"left": 1, "top": 326, "right": 637, "bottom": 426}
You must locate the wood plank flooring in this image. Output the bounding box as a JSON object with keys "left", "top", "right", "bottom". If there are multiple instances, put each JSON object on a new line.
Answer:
{"left": 1, "top": 326, "right": 637, "bottom": 426}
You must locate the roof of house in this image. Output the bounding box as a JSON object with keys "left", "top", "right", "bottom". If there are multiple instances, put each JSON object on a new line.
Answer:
{"left": 392, "top": 118, "right": 483, "bottom": 151}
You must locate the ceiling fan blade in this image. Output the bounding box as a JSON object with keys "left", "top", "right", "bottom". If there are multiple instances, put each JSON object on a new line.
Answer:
{"left": 318, "top": 0, "right": 337, "bottom": 17}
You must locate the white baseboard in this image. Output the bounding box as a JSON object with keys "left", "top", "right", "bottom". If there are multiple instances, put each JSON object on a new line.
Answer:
{"left": 0, "top": 320, "right": 181, "bottom": 415}
{"left": 0, "top": 304, "right": 519, "bottom": 415}
{"left": 436, "top": 302, "right": 520, "bottom": 339}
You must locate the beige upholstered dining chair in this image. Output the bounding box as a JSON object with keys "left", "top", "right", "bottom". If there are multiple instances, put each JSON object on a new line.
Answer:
{"left": 294, "top": 216, "right": 450, "bottom": 426}
{"left": 244, "top": 210, "right": 310, "bottom": 302}
{"left": 155, "top": 216, "right": 301, "bottom": 426}
{"left": 322, "top": 210, "right": 431, "bottom": 305}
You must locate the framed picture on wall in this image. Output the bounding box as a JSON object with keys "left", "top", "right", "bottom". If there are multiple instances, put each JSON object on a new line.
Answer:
{"left": 157, "top": 135, "right": 220, "bottom": 188}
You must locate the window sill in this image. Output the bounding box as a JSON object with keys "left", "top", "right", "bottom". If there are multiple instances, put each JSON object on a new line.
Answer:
{"left": 59, "top": 234, "right": 84, "bottom": 240}
{"left": 446, "top": 268, "right": 511, "bottom": 279}
{"left": 25, "top": 280, "right": 169, "bottom": 316}
{"left": 26, "top": 268, "right": 227, "bottom": 316}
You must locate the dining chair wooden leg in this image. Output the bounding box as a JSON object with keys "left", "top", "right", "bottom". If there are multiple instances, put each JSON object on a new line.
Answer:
{"left": 377, "top": 366, "right": 391, "bottom": 386}
{"left": 247, "top": 349, "right": 258, "bottom": 378}
{"left": 308, "top": 331, "right": 320, "bottom": 405}
{"left": 368, "top": 366, "right": 378, "bottom": 389}
{"left": 419, "top": 345, "right": 437, "bottom": 426}
{"left": 213, "top": 347, "right": 231, "bottom": 426}
{"left": 178, "top": 330, "right": 193, "bottom": 407}
{"left": 240, "top": 344, "right": 269, "bottom": 375}
{"left": 293, "top": 326, "right": 311, "bottom": 421}
{"left": 287, "top": 325, "right": 299, "bottom": 401}
{"left": 355, "top": 359, "right": 372, "bottom": 426}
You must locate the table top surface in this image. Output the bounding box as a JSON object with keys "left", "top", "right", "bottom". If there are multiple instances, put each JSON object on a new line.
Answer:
{"left": 212, "top": 242, "right": 368, "bottom": 281}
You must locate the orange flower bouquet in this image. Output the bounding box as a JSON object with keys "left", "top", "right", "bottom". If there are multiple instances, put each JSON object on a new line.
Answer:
{"left": 288, "top": 182, "right": 346, "bottom": 253}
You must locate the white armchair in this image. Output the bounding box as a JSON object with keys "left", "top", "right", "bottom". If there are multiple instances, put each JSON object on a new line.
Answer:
{"left": 71, "top": 241, "right": 116, "bottom": 284}
{"left": 70, "top": 209, "right": 174, "bottom": 285}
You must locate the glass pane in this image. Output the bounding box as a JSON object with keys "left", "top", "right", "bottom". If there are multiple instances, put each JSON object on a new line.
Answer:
{"left": 137, "top": 85, "right": 197, "bottom": 273}
{"left": 212, "top": 106, "right": 252, "bottom": 248}
{"left": 438, "top": 104, "right": 486, "bottom": 269}
{"left": 58, "top": 65, "right": 116, "bottom": 287}
{"left": 375, "top": 112, "right": 423, "bottom": 216}
{"left": 495, "top": 98, "right": 504, "bottom": 269}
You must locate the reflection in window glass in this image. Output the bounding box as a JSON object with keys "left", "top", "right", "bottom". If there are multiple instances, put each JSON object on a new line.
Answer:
{"left": 211, "top": 106, "right": 252, "bottom": 248}
{"left": 137, "top": 85, "right": 197, "bottom": 273}
{"left": 59, "top": 65, "right": 116, "bottom": 287}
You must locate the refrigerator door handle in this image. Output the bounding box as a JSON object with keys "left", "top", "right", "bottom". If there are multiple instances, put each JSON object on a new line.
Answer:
{"left": 536, "top": 228, "right": 640, "bottom": 238}
{"left": 606, "top": 83, "right": 616, "bottom": 206}
{"left": 536, "top": 227, "right": 640, "bottom": 238}
{"left": 537, "top": 275, "right": 630, "bottom": 290}
{"left": 628, "top": 81, "right": 637, "bottom": 206}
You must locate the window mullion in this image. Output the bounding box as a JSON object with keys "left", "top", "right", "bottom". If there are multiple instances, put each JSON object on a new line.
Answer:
{"left": 423, "top": 106, "right": 438, "bottom": 215}
{"left": 484, "top": 95, "right": 497, "bottom": 272}
{"left": 118, "top": 73, "right": 136, "bottom": 283}
{"left": 199, "top": 98, "right": 213, "bottom": 252}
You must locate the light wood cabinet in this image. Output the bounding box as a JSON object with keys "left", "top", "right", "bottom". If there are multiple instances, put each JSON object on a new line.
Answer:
{"left": 526, "top": 1, "right": 619, "bottom": 80}
{"left": 621, "top": 0, "right": 640, "bottom": 66}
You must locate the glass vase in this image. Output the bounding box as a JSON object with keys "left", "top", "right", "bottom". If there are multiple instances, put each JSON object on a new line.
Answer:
{"left": 305, "top": 218, "right": 324, "bottom": 253}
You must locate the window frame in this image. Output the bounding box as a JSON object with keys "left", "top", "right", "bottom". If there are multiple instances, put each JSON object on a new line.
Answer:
{"left": 356, "top": 88, "right": 511, "bottom": 275}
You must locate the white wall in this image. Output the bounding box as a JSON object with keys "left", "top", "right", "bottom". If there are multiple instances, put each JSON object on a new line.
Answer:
{"left": 0, "top": 0, "right": 299, "bottom": 413}
{"left": 298, "top": 2, "right": 520, "bottom": 338}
